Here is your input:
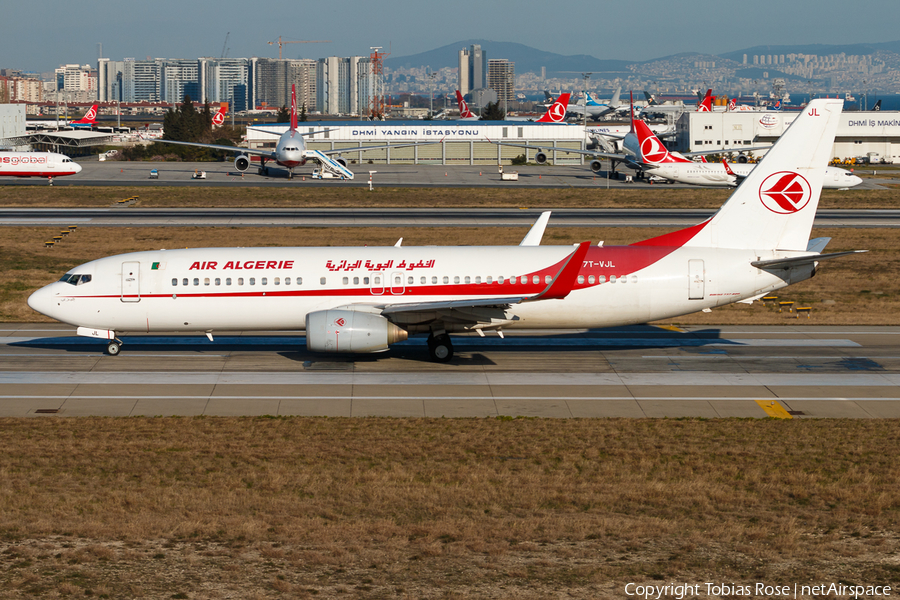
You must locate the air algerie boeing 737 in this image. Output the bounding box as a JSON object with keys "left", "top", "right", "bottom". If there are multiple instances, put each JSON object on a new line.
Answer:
{"left": 28, "top": 99, "right": 863, "bottom": 361}
{"left": 157, "top": 85, "right": 433, "bottom": 180}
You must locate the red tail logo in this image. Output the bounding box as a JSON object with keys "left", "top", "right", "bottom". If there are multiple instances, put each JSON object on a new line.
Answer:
{"left": 456, "top": 91, "right": 476, "bottom": 118}
{"left": 537, "top": 93, "right": 570, "bottom": 123}
{"left": 83, "top": 105, "right": 97, "bottom": 122}
{"left": 633, "top": 119, "right": 689, "bottom": 164}
{"left": 759, "top": 172, "right": 812, "bottom": 214}
{"left": 290, "top": 84, "right": 298, "bottom": 131}
{"left": 211, "top": 104, "right": 227, "bottom": 126}
{"left": 697, "top": 89, "right": 712, "bottom": 112}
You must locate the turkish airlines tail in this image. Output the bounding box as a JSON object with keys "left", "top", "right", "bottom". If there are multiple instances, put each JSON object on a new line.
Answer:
{"left": 455, "top": 91, "right": 477, "bottom": 119}
{"left": 211, "top": 103, "right": 228, "bottom": 127}
{"left": 683, "top": 98, "right": 844, "bottom": 251}
{"left": 536, "top": 93, "right": 570, "bottom": 123}
{"left": 631, "top": 117, "right": 691, "bottom": 164}
{"left": 697, "top": 89, "right": 713, "bottom": 112}
{"left": 70, "top": 105, "right": 98, "bottom": 125}
{"left": 290, "top": 84, "right": 298, "bottom": 132}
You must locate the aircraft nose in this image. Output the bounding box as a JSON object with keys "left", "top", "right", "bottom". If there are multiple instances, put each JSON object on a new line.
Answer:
{"left": 850, "top": 174, "right": 863, "bottom": 186}
{"left": 74, "top": 162, "right": 83, "bottom": 173}
{"left": 27, "top": 285, "right": 56, "bottom": 318}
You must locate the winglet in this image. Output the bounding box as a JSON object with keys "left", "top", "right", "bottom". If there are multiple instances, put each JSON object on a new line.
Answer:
{"left": 530, "top": 241, "right": 591, "bottom": 301}
{"left": 519, "top": 211, "right": 551, "bottom": 246}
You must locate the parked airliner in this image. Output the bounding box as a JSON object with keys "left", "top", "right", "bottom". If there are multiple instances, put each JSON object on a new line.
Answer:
{"left": 455, "top": 90, "right": 570, "bottom": 122}
{"left": 28, "top": 99, "right": 861, "bottom": 361}
{"left": 158, "top": 85, "right": 433, "bottom": 180}
{"left": 0, "top": 151, "right": 81, "bottom": 183}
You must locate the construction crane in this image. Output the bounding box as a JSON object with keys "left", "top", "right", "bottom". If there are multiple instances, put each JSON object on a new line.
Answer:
{"left": 268, "top": 36, "right": 330, "bottom": 60}
{"left": 221, "top": 32, "right": 230, "bottom": 58}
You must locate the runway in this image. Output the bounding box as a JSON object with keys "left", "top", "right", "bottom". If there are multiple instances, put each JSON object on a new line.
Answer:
{"left": 3, "top": 207, "right": 899, "bottom": 228}
{"left": 4, "top": 324, "right": 900, "bottom": 418}
{"left": 3, "top": 161, "right": 892, "bottom": 189}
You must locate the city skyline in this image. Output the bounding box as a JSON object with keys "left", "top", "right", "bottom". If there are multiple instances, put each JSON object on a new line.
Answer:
{"left": 3, "top": 0, "right": 900, "bottom": 74}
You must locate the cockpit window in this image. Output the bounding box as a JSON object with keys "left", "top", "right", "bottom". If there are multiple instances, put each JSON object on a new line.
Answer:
{"left": 59, "top": 273, "right": 92, "bottom": 285}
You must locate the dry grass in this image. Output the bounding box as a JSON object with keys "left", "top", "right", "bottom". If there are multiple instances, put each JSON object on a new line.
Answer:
{"left": 3, "top": 225, "right": 897, "bottom": 324}
{"left": 0, "top": 418, "right": 898, "bottom": 598}
{"left": 0, "top": 184, "right": 898, "bottom": 209}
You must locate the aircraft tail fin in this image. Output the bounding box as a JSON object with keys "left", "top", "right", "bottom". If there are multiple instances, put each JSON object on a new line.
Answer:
{"left": 456, "top": 90, "right": 477, "bottom": 119}
{"left": 211, "top": 103, "right": 227, "bottom": 127}
{"left": 536, "top": 93, "right": 570, "bottom": 123}
{"left": 873, "top": 99, "right": 882, "bottom": 111}
{"left": 71, "top": 105, "right": 98, "bottom": 125}
{"left": 673, "top": 99, "right": 844, "bottom": 251}
{"left": 632, "top": 118, "right": 691, "bottom": 164}
{"left": 290, "top": 84, "right": 298, "bottom": 131}
{"left": 697, "top": 89, "right": 712, "bottom": 112}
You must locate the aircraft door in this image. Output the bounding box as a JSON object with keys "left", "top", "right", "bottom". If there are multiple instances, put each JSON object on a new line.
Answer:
{"left": 369, "top": 272, "right": 384, "bottom": 295}
{"left": 121, "top": 261, "right": 141, "bottom": 302}
{"left": 688, "top": 259, "right": 704, "bottom": 300}
{"left": 390, "top": 271, "right": 405, "bottom": 295}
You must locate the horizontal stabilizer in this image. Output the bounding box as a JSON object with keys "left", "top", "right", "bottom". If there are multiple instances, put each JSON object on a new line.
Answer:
{"left": 751, "top": 250, "right": 866, "bottom": 270}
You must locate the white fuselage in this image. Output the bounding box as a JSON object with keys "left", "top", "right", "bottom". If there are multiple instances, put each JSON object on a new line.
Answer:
{"left": 645, "top": 162, "right": 862, "bottom": 188}
{"left": 28, "top": 243, "right": 811, "bottom": 336}
{"left": 0, "top": 152, "right": 81, "bottom": 178}
{"left": 273, "top": 130, "right": 305, "bottom": 169}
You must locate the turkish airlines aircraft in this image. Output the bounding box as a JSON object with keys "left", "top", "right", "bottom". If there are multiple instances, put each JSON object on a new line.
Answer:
{"left": 629, "top": 117, "right": 862, "bottom": 188}
{"left": 157, "top": 85, "right": 433, "bottom": 180}
{"left": 0, "top": 151, "right": 82, "bottom": 182}
{"left": 455, "top": 90, "right": 570, "bottom": 122}
{"left": 28, "top": 99, "right": 863, "bottom": 361}
{"left": 211, "top": 103, "right": 228, "bottom": 128}
{"left": 455, "top": 90, "right": 480, "bottom": 120}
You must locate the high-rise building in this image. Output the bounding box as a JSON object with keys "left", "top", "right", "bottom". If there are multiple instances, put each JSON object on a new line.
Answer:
{"left": 54, "top": 64, "right": 97, "bottom": 102}
{"left": 251, "top": 58, "right": 317, "bottom": 112}
{"left": 122, "top": 59, "right": 161, "bottom": 102}
{"left": 458, "top": 44, "right": 487, "bottom": 95}
{"left": 160, "top": 59, "right": 199, "bottom": 104}
{"left": 316, "top": 56, "right": 365, "bottom": 115}
{"left": 487, "top": 59, "right": 514, "bottom": 109}
{"left": 199, "top": 58, "right": 249, "bottom": 107}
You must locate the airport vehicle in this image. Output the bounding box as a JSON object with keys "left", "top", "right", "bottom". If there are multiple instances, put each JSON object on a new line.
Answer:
{"left": 149, "top": 169, "right": 159, "bottom": 179}
{"left": 156, "top": 85, "right": 433, "bottom": 180}
{"left": 629, "top": 116, "right": 862, "bottom": 188}
{"left": 191, "top": 170, "right": 206, "bottom": 179}
{"left": 0, "top": 151, "right": 81, "bottom": 183}
{"left": 28, "top": 99, "right": 862, "bottom": 362}
{"left": 311, "top": 168, "right": 345, "bottom": 180}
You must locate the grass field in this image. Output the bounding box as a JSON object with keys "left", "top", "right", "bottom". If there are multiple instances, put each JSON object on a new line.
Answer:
{"left": 0, "top": 417, "right": 898, "bottom": 599}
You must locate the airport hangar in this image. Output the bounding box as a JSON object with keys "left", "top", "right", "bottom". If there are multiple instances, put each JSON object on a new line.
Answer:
{"left": 677, "top": 110, "right": 900, "bottom": 163}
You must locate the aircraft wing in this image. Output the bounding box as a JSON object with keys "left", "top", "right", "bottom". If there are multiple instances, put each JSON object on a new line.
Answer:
{"left": 155, "top": 139, "right": 277, "bottom": 159}
{"left": 681, "top": 145, "right": 768, "bottom": 157}
{"left": 485, "top": 139, "right": 624, "bottom": 161}
{"left": 319, "top": 140, "right": 441, "bottom": 156}
{"left": 378, "top": 241, "right": 591, "bottom": 326}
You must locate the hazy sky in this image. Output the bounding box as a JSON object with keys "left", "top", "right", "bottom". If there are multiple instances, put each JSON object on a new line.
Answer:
{"left": 4, "top": 0, "right": 899, "bottom": 74}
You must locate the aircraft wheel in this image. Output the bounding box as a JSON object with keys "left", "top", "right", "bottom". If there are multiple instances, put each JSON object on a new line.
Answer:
{"left": 106, "top": 340, "right": 122, "bottom": 356}
{"left": 427, "top": 334, "right": 454, "bottom": 362}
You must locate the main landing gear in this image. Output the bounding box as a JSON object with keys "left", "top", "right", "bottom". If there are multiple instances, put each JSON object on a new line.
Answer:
{"left": 427, "top": 333, "right": 454, "bottom": 362}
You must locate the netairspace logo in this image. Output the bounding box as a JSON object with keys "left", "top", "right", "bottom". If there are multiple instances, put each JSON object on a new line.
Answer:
{"left": 625, "top": 582, "right": 892, "bottom": 599}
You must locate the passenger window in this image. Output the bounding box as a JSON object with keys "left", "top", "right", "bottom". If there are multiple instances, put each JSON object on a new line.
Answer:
{"left": 238, "top": 278, "right": 244, "bottom": 286}
{"left": 374, "top": 276, "right": 380, "bottom": 285}
{"left": 171, "top": 278, "right": 177, "bottom": 286}
{"left": 297, "top": 277, "right": 302, "bottom": 285}
{"left": 261, "top": 277, "right": 267, "bottom": 285}
{"left": 545, "top": 275, "right": 552, "bottom": 284}
{"left": 395, "top": 276, "right": 402, "bottom": 285}
{"left": 226, "top": 278, "right": 232, "bottom": 286}
{"left": 631, "top": 275, "right": 638, "bottom": 283}
{"left": 274, "top": 277, "right": 280, "bottom": 285}
{"left": 588, "top": 275, "right": 595, "bottom": 284}
{"left": 454, "top": 276, "right": 460, "bottom": 284}
{"left": 620, "top": 276, "right": 626, "bottom": 283}
{"left": 215, "top": 278, "right": 221, "bottom": 286}
{"left": 343, "top": 277, "right": 349, "bottom": 285}
{"left": 442, "top": 276, "right": 449, "bottom": 284}
{"left": 183, "top": 278, "right": 188, "bottom": 286}
{"left": 532, "top": 276, "right": 539, "bottom": 284}
{"left": 193, "top": 278, "right": 199, "bottom": 286}
{"left": 407, "top": 276, "right": 413, "bottom": 284}
{"left": 249, "top": 278, "right": 255, "bottom": 285}
{"left": 475, "top": 276, "right": 482, "bottom": 284}
{"left": 353, "top": 277, "right": 359, "bottom": 285}
{"left": 432, "top": 276, "right": 437, "bottom": 284}
{"left": 285, "top": 277, "right": 291, "bottom": 285}
{"left": 364, "top": 277, "right": 369, "bottom": 285}
{"left": 465, "top": 276, "right": 471, "bottom": 284}
{"left": 486, "top": 276, "right": 492, "bottom": 284}
{"left": 420, "top": 276, "right": 426, "bottom": 284}
{"left": 320, "top": 277, "right": 326, "bottom": 285}
{"left": 510, "top": 276, "right": 516, "bottom": 284}
{"left": 204, "top": 278, "right": 210, "bottom": 286}
{"left": 577, "top": 275, "right": 584, "bottom": 284}
{"left": 598, "top": 275, "right": 606, "bottom": 283}
{"left": 498, "top": 276, "right": 504, "bottom": 284}
{"left": 610, "top": 275, "right": 616, "bottom": 283}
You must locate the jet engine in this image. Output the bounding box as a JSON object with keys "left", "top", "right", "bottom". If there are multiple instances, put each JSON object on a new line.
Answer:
{"left": 736, "top": 153, "right": 749, "bottom": 164}
{"left": 590, "top": 160, "right": 603, "bottom": 173}
{"left": 306, "top": 310, "right": 408, "bottom": 353}
{"left": 234, "top": 154, "right": 251, "bottom": 171}
{"left": 534, "top": 151, "right": 548, "bottom": 165}
{"left": 335, "top": 157, "right": 348, "bottom": 168}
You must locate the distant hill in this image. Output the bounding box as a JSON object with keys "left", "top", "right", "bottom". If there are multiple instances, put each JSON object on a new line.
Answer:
{"left": 385, "top": 40, "right": 634, "bottom": 75}
{"left": 720, "top": 41, "right": 900, "bottom": 62}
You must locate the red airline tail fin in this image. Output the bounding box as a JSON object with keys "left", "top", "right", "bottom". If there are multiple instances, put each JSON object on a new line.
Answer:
{"left": 211, "top": 103, "right": 227, "bottom": 127}
{"left": 456, "top": 90, "right": 476, "bottom": 119}
{"left": 536, "top": 93, "right": 569, "bottom": 123}
{"left": 633, "top": 119, "right": 691, "bottom": 164}
{"left": 290, "top": 84, "right": 298, "bottom": 131}
{"left": 71, "top": 105, "right": 98, "bottom": 125}
{"left": 721, "top": 159, "right": 735, "bottom": 177}
{"left": 697, "top": 89, "right": 712, "bottom": 112}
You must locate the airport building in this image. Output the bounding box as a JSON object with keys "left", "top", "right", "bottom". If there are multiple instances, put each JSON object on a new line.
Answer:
{"left": 246, "top": 121, "right": 588, "bottom": 165}
{"left": 677, "top": 110, "right": 900, "bottom": 163}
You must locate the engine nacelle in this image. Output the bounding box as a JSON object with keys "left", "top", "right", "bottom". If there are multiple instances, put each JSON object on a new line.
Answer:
{"left": 590, "top": 160, "right": 603, "bottom": 173}
{"left": 335, "top": 157, "right": 348, "bottom": 168}
{"left": 534, "top": 151, "right": 548, "bottom": 165}
{"left": 736, "top": 153, "right": 749, "bottom": 164}
{"left": 234, "top": 154, "right": 251, "bottom": 171}
{"left": 306, "top": 310, "right": 408, "bottom": 354}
